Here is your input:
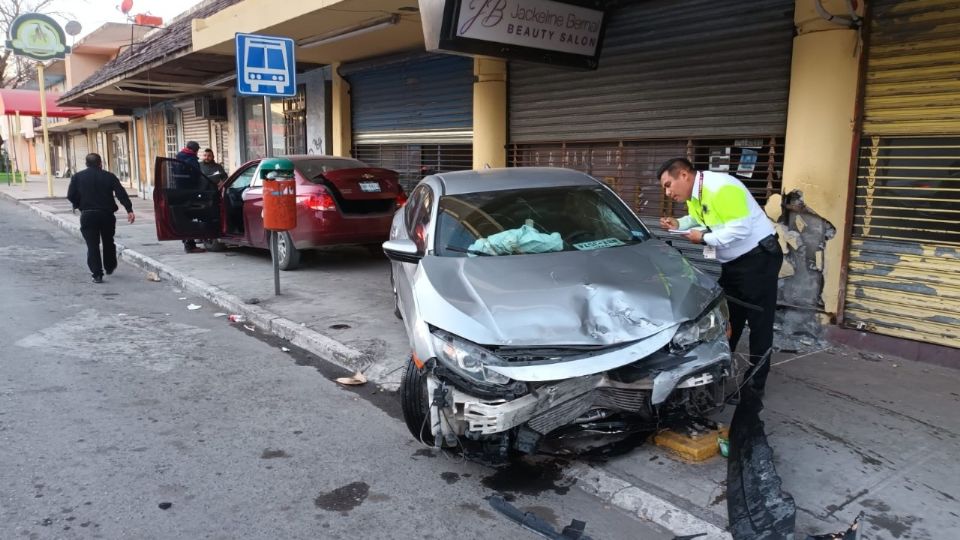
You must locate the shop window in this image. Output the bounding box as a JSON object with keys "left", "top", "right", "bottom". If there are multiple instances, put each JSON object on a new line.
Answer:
{"left": 352, "top": 143, "right": 472, "bottom": 192}
{"left": 241, "top": 87, "right": 307, "bottom": 161}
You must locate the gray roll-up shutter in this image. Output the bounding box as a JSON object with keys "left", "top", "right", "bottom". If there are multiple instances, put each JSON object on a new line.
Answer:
{"left": 180, "top": 105, "right": 210, "bottom": 149}
{"left": 347, "top": 53, "right": 473, "bottom": 144}
{"left": 509, "top": 0, "right": 795, "bottom": 142}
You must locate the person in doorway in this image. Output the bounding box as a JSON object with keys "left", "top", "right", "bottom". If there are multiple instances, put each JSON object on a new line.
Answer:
{"left": 199, "top": 148, "right": 227, "bottom": 183}
{"left": 656, "top": 157, "right": 782, "bottom": 397}
{"left": 67, "top": 153, "right": 136, "bottom": 283}
{"left": 175, "top": 141, "right": 204, "bottom": 253}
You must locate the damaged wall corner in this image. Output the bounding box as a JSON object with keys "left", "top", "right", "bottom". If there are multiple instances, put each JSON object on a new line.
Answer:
{"left": 773, "top": 190, "right": 836, "bottom": 352}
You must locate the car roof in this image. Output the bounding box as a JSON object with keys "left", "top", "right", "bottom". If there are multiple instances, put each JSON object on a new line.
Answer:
{"left": 432, "top": 167, "right": 600, "bottom": 195}
{"left": 282, "top": 155, "right": 364, "bottom": 163}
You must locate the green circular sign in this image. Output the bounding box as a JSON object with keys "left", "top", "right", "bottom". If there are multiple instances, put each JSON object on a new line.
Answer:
{"left": 5, "top": 13, "right": 70, "bottom": 61}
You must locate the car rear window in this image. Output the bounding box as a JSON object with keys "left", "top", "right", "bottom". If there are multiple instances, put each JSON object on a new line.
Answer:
{"left": 298, "top": 158, "right": 369, "bottom": 182}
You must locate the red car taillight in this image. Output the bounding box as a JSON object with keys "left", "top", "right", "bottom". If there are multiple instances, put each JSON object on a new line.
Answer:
{"left": 396, "top": 191, "right": 408, "bottom": 207}
{"left": 303, "top": 192, "right": 336, "bottom": 211}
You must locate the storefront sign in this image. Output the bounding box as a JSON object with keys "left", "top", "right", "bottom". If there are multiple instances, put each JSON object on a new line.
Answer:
{"left": 420, "top": 0, "right": 606, "bottom": 69}
{"left": 5, "top": 13, "right": 70, "bottom": 61}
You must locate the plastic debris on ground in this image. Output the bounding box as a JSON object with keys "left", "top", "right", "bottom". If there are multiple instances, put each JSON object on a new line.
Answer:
{"left": 335, "top": 371, "right": 367, "bottom": 386}
{"left": 178, "top": 297, "right": 187, "bottom": 300}
{"left": 243, "top": 324, "right": 255, "bottom": 332}
{"left": 146, "top": 272, "right": 161, "bottom": 282}
{"left": 281, "top": 347, "right": 291, "bottom": 352}
{"left": 228, "top": 314, "right": 245, "bottom": 323}
{"left": 213, "top": 312, "right": 227, "bottom": 318}
{"left": 187, "top": 304, "right": 202, "bottom": 310}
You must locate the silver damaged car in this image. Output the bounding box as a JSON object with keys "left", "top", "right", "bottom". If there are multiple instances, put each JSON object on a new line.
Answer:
{"left": 383, "top": 168, "right": 745, "bottom": 459}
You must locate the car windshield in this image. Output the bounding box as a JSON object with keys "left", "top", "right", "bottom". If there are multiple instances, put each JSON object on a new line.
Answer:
{"left": 435, "top": 186, "right": 650, "bottom": 257}
{"left": 298, "top": 158, "right": 369, "bottom": 182}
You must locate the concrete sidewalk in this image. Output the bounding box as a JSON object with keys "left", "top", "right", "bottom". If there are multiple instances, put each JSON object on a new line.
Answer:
{"left": 3, "top": 176, "right": 958, "bottom": 540}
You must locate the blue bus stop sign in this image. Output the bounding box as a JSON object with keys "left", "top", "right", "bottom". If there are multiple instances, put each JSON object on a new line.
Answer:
{"left": 235, "top": 33, "right": 296, "bottom": 97}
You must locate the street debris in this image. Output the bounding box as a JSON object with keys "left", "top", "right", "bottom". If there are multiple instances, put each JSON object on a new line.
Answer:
{"left": 245, "top": 297, "right": 261, "bottom": 305}
{"left": 488, "top": 495, "right": 593, "bottom": 540}
{"left": 187, "top": 304, "right": 201, "bottom": 310}
{"left": 227, "top": 314, "right": 245, "bottom": 323}
{"left": 726, "top": 391, "right": 864, "bottom": 539}
{"left": 243, "top": 324, "right": 256, "bottom": 332}
{"left": 335, "top": 371, "right": 367, "bottom": 386}
{"left": 281, "top": 347, "right": 291, "bottom": 352}
{"left": 213, "top": 312, "right": 227, "bottom": 318}
{"left": 178, "top": 297, "right": 187, "bottom": 300}
{"left": 158, "top": 502, "right": 172, "bottom": 510}
{"left": 146, "top": 272, "right": 161, "bottom": 282}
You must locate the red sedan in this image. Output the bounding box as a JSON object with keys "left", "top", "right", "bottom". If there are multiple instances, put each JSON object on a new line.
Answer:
{"left": 152, "top": 155, "right": 405, "bottom": 269}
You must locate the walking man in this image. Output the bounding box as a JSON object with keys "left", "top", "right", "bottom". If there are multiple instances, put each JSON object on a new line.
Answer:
{"left": 657, "top": 157, "right": 782, "bottom": 396}
{"left": 66, "top": 153, "right": 135, "bottom": 283}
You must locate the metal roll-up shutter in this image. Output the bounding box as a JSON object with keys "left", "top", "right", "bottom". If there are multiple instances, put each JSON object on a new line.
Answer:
{"left": 180, "top": 105, "right": 210, "bottom": 149}
{"left": 508, "top": 0, "right": 792, "bottom": 277}
{"left": 508, "top": 0, "right": 794, "bottom": 142}
{"left": 70, "top": 133, "right": 88, "bottom": 172}
{"left": 844, "top": 0, "right": 960, "bottom": 349}
{"left": 348, "top": 54, "right": 474, "bottom": 190}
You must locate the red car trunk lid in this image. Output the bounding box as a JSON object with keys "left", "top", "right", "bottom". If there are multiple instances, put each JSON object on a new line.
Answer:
{"left": 320, "top": 168, "right": 399, "bottom": 200}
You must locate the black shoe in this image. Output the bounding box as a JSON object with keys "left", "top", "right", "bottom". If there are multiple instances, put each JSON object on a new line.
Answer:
{"left": 105, "top": 268, "right": 115, "bottom": 275}
{"left": 92, "top": 275, "right": 104, "bottom": 284}
{"left": 183, "top": 241, "right": 197, "bottom": 253}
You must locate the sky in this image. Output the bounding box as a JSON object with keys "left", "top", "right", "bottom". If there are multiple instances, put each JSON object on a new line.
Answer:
{"left": 45, "top": 0, "right": 203, "bottom": 43}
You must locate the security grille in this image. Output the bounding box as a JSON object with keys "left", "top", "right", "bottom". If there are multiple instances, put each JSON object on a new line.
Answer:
{"left": 508, "top": 137, "right": 785, "bottom": 277}
{"left": 352, "top": 143, "right": 473, "bottom": 192}
{"left": 283, "top": 85, "right": 307, "bottom": 155}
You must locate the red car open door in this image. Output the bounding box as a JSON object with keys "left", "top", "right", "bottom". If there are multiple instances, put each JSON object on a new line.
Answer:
{"left": 153, "top": 157, "right": 224, "bottom": 241}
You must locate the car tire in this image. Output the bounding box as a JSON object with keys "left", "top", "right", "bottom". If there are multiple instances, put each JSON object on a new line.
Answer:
{"left": 273, "top": 231, "right": 301, "bottom": 271}
{"left": 400, "top": 356, "right": 434, "bottom": 446}
{"left": 203, "top": 239, "right": 226, "bottom": 252}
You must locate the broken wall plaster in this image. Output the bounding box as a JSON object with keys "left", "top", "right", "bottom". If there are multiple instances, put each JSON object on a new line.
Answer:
{"left": 775, "top": 190, "right": 837, "bottom": 353}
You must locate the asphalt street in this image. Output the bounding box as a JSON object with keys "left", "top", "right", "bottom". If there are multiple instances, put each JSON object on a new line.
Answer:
{"left": 0, "top": 198, "right": 670, "bottom": 540}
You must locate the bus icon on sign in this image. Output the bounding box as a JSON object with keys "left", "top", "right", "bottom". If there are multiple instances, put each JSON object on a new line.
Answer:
{"left": 235, "top": 33, "right": 296, "bottom": 97}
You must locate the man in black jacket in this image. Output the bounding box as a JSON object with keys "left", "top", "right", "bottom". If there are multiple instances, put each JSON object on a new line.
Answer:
{"left": 66, "top": 153, "right": 136, "bottom": 283}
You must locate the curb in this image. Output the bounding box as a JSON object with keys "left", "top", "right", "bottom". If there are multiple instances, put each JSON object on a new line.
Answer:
{"left": 566, "top": 463, "right": 731, "bottom": 540}
{"left": 3, "top": 190, "right": 731, "bottom": 539}
{"left": 0, "top": 190, "right": 365, "bottom": 373}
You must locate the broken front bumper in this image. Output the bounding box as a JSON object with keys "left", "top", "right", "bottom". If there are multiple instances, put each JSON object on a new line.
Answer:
{"left": 429, "top": 338, "right": 735, "bottom": 442}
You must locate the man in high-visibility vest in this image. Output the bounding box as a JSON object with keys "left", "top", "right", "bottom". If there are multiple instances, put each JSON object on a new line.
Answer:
{"left": 657, "top": 157, "right": 783, "bottom": 396}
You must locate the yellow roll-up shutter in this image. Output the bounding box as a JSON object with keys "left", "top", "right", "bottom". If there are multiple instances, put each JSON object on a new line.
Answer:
{"left": 861, "top": 0, "right": 960, "bottom": 135}
{"left": 844, "top": 0, "right": 960, "bottom": 349}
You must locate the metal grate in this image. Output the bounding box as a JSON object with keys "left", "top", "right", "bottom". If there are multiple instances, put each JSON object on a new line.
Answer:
{"left": 852, "top": 136, "right": 960, "bottom": 246}
{"left": 844, "top": 135, "right": 960, "bottom": 348}
{"left": 352, "top": 143, "right": 473, "bottom": 192}
{"left": 508, "top": 137, "right": 785, "bottom": 277}
{"left": 283, "top": 85, "right": 307, "bottom": 155}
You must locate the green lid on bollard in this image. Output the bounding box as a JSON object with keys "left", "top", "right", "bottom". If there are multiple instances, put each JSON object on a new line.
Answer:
{"left": 260, "top": 157, "right": 295, "bottom": 180}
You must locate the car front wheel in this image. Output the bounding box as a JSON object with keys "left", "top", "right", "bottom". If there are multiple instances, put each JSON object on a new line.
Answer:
{"left": 400, "top": 356, "right": 433, "bottom": 446}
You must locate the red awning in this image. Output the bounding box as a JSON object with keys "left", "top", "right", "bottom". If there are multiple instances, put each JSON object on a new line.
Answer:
{"left": 0, "top": 89, "right": 101, "bottom": 118}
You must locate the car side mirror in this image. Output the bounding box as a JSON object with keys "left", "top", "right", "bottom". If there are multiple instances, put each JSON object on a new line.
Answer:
{"left": 383, "top": 239, "right": 422, "bottom": 264}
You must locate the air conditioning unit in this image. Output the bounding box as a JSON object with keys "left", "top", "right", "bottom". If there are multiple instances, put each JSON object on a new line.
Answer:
{"left": 195, "top": 97, "right": 228, "bottom": 120}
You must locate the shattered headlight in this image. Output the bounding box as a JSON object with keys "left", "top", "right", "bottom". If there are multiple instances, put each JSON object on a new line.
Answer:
{"left": 671, "top": 299, "right": 729, "bottom": 351}
{"left": 430, "top": 330, "right": 512, "bottom": 385}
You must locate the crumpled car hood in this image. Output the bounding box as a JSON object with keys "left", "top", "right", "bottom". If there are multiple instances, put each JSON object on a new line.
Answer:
{"left": 415, "top": 240, "right": 721, "bottom": 347}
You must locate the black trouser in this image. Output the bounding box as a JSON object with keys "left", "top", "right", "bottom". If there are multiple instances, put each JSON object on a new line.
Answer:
{"left": 80, "top": 210, "right": 117, "bottom": 278}
{"left": 718, "top": 242, "right": 783, "bottom": 392}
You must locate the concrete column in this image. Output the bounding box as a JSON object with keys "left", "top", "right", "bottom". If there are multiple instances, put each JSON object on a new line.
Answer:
{"left": 472, "top": 57, "right": 507, "bottom": 170}
{"left": 331, "top": 63, "right": 351, "bottom": 157}
{"left": 777, "top": 0, "right": 863, "bottom": 316}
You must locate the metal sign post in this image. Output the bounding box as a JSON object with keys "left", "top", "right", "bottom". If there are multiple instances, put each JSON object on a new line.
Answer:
{"left": 5, "top": 13, "right": 71, "bottom": 196}
{"left": 234, "top": 32, "right": 296, "bottom": 295}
